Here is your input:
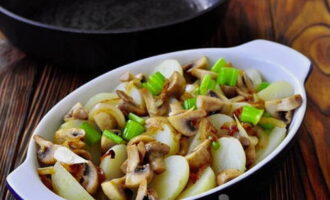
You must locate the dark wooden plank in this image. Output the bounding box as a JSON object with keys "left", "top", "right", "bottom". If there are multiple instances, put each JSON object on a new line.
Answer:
{"left": 270, "top": 0, "right": 330, "bottom": 199}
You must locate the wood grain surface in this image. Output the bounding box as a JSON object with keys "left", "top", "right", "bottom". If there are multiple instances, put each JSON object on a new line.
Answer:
{"left": 0, "top": 0, "right": 329, "bottom": 199}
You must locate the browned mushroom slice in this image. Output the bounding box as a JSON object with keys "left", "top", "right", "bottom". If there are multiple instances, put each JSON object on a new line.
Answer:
{"left": 216, "top": 169, "right": 242, "bottom": 185}
{"left": 244, "top": 144, "right": 256, "bottom": 167}
{"left": 178, "top": 136, "right": 189, "bottom": 156}
{"left": 208, "top": 89, "right": 229, "bottom": 102}
{"left": 126, "top": 145, "right": 141, "bottom": 172}
{"left": 186, "top": 56, "right": 209, "bottom": 72}
{"left": 185, "top": 139, "right": 211, "bottom": 169}
{"left": 128, "top": 135, "right": 155, "bottom": 146}
{"left": 136, "top": 179, "right": 159, "bottom": 200}
{"left": 54, "top": 128, "right": 85, "bottom": 149}
{"left": 168, "top": 99, "right": 185, "bottom": 116}
{"left": 221, "top": 85, "right": 238, "bottom": 98}
{"left": 236, "top": 72, "right": 255, "bottom": 93}
{"left": 64, "top": 103, "right": 88, "bottom": 121}
{"left": 141, "top": 88, "right": 169, "bottom": 117}
{"left": 265, "top": 94, "right": 303, "bottom": 124}
{"left": 116, "top": 90, "right": 147, "bottom": 116}
{"left": 102, "top": 176, "right": 127, "bottom": 200}
{"left": 145, "top": 141, "right": 170, "bottom": 174}
{"left": 81, "top": 161, "right": 99, "bottom": 194}
{"left": 167, "top": 71, "right": 186, "bottom": 98}
{"left": 34, "top": 135, "right": 58, "bottom": 165}
{"left": 168, "top": 109, "right": 207, "bottom": 136}
{"left": 189, "top": 68, "right": 218, "bottom": 80}
{"left": 125, "top": 164, "right": 154, "bottom": 188}
{"left": 196, "top": 95, "right": 232, "bottom": 115}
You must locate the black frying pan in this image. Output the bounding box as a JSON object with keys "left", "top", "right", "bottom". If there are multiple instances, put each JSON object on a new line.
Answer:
{"left": 0, "top": 0, "right": 227, "bottom": 69}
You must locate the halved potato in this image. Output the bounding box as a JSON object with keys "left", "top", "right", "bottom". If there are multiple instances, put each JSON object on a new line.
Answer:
{"left": 255, "top": 127, "right": 286, "bottom": 163}
{"left": 212, "top": 137, "right": 246, "bottom": 173}
{"left": 100, "top": 144, "right": 127, "bottom": 180}
{"left": 52, "top": 162, "right": 94, "bottom": 200}
{"left": 84, "top": 92, "right": 118, "bottom": 111}
{"left": 150, "top": 155, "right": 189, "bottom": 200}
{"left": 152, "top": 59, "right": 183, "bottom": 78}
{"left": 257, "top": 81, "right": 294, "bottom": 101}
{"left": 177, "top": 166, "right": 216, "bottom": 199}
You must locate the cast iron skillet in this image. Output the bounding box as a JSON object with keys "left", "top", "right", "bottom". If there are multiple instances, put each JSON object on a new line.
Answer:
{"left": 0, "top": 0, "right": 227, "bottom": 69}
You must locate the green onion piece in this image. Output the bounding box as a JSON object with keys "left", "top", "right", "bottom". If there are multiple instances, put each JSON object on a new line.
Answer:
{"left": 103, "top": 130, "right": 124, "bottom": 144}
{"left": 143, "top": 72, "right": 166, "bottom": 96}
{"left": 211, "top": 141, "right": 220, "bottom": 150}
{"left": 257, "top": 82, "right": 270, "bottom": 91}
{"left": 211, "top": 58, "right": 228, "bottom": 73}
{"left": 240, "top": 106, "right": 264, "bottom": 125}
{"left": 200, "top": 75, "right": 217, "bottom": 95}
{"left": 217, "top": 67, "right": 239, "bottom": 86}
{"left": 259, "top": 123, "right": 274, "bottom": 130}
{"left": 122, "top": 120, "right": 145, "bottom": 140}
{"left": 128, "top": 113, "right": 145, "bottom": 125}
{"left": 80, "top": 122, "right": 101, "bottom": 145}
{"left": 183, "top": 98, "right": 197, "bottom": 110}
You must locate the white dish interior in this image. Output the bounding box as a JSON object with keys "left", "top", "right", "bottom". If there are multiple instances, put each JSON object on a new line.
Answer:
{"left": 7, "top": 40, "right": 310, "bottom": 200}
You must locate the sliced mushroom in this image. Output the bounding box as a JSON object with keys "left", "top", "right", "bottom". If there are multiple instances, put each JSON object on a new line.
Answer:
{"left": 245, "top": 144, "right": 256, "bottom": 167}
{"left": 216, "top": 169, "right": 242, "bottom": 185}
{"left": 236, "top": 72, "right": 255, "bottom": 93}
{"left": 136, "top": 179, "right": 159, "bottom": 200}
{"left": 185, "top": 139, "right": 211, "bottom": 169}
{"left": 126, "top": 145, "right": 141, "bottom": 172}
{"left": 196, "top": 95, "right": 232, "bottom": 115}
{"left": 145, "top": 141, "right": 170, "bottom": 174}
{"left": 168, "top": 99, "right": 185, "bottom": 116}
{"left": 167, "top": 71, "right": 186, "bottom": 98}
{"left": 116, "top": 90, "right": 147, "bottom": 116}
{"left": 141, "top": 88, "right": 169, "bottom": 117}
{"left": 186, "top": 56, "right": 209, "bottom": 72}
{"left": 89, "top": 103, "right": 126, "bottom": 128}
{"left": 81, "top": 161, "right": 99, "bottom": 194}
{"left": 102, "top": 176, "right": 127, "bottom": 200}
{"left": 168, "top": 109, "right": 207, "bottom": 136}
{"left": 34, "top": 135, "right": 58, "bottom": 165}
{"left": 178, "top": 136, "right": 189, "bottom": 156}
{"left": 189, "top": 68, "right": 218, "bottom": 80}
{"left": 221, "top": 85, "right": 238, "bottom": 98}
{"left": 54, "top": 128, "right": 86, "bottom": 149}
{"left": 265, "top": 94, "right": 303, "bottom": 124}
{"left": 127, "top": 135, "right": 155, "bottom": 146}
{"left": 208, "top": 89, "right": 229, "bottom": 102}
{"left": 125, "top": 164, "right": 154, "bottom": 188}
{"left": 64, "top": 103, "right": 88, "bottom": 121}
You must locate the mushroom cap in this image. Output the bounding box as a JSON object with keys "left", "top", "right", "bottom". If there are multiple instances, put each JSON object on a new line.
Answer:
{"left": 125, "top": 164, "right": 154, "bottom": 188}
{"left": 54, "top": 128, "right": 85, "bottom": 149}
{"left": 167, "top": 71, "right": 186, "bottom": 98}
{"left": 168, "top": 109, "right": 207, "bottom": 136}
{"left": 196, "top": 95, "right": 232, "bottom": 115}
{"left": 81, "top": 161, "right": 99, "bottom": 194}
{"left": 141, "top": 88, "right": 169, "bottom": 117}
{"left": 117, "top": 90, "right": 147, "bottom": 116}
{"left": 185, "top": 139, "right": 211, "bottom": 169}
{"left": 34, "top": 135, "right": 58, "bottom": 165}
{"left": 64, "top": 103, "right": 88, "bottom": 121}
{"left": 145, "top": 141, "right": 170, "bottom": 174}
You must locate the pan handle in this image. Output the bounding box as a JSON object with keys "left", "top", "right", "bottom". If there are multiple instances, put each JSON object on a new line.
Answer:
{"left": 236, "top": 39, "right": 311, "bottom": 83}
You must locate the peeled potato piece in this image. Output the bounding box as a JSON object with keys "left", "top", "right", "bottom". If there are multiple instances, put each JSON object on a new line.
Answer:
{"left": 212, "top": 137, "right": 246, "bottom": 174}
{"left": 207, "top": 114, "right": 234, "bottom": 133}
{"left": 255, "top": 127, "right": 286, "bottom": 163}
{"left": 52, "top": 162, "right": 95, "bottom": 200}
{"left": 177, "top": 167, "right": 216, "bottom": 199}
{"left": 100, "top": 144, "right": 127, "bottom": 180}
{"left": 84, "top": 92, "right": 119, "bottom": 111}
{"left": 147, "top": 123, "right": 180, "bottom": 155}
{"left": 150, "top": 155, "right": 189, "bottom": 200}
{"left": 152, "top": 59, "right": 183, "bottom": 78}
{"left": 257, "top": 81, "right": 294, "bottom": 101}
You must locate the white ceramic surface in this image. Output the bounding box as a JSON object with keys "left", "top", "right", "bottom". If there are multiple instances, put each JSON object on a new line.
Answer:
{"left": 6, "top": 40, "right": 311, "bottom": 200}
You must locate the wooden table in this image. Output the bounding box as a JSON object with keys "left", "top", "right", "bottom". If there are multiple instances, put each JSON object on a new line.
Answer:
{"left": 0, "top": 0, "right": 329, "bottom": 199}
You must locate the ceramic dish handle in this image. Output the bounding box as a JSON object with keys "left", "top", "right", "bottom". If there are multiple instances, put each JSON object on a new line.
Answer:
{"left": 237, "top": 39, "right": 311, "bottom": 83}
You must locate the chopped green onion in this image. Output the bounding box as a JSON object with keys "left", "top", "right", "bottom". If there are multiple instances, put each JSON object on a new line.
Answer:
{"left": 257, "top": 82, "right": 270, "bottom": 92}
{"left": 200, "top": 75, "right": 217, "bottom": 95}
{"left": 211, "top": 58, "right": 228, "bottom": 73}
{"left": 80, "top": 122, "right": 101, "bottom": 145}
{"left": 143, "top": 72, "right": 166, "bottom": 96}
{"left": 103, "top": 130, "right": 124, "bottom": 144}
{"left": 211, "top": 141, "right": 220, "bottom": 150}
{"left": 122, "top": 120, "right": 145, "bottom": 140}
{"left": 217, "top": 67, "right": 239, "bottom": 86}
{"left": 183, "top": 98, "right": 197, "bottom": 110}
{"left": 240, "top": 106, "right": 264, "bottom": 125}
{"left": 259, "top": 123, "right": 274, "bottom": 130}
{"left": 128, "top": 113, "right": 145, "bottom": 125}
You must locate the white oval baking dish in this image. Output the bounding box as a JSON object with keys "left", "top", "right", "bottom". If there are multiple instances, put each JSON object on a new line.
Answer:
{"left": 6, "top": 39, "right": 311, "bottom": 200}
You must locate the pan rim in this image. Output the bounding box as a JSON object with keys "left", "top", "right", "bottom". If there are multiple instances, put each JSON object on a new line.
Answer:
{"left": 0, "top": 0, "right": 226, "bottom": 34}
